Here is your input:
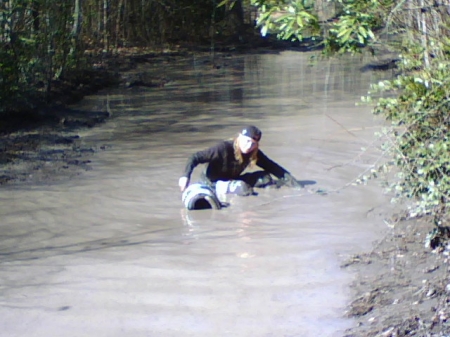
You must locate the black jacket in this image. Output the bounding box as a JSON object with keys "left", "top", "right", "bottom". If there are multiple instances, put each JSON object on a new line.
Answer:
{"left": 183, "top": 140, "right": 289, "bottom": 182}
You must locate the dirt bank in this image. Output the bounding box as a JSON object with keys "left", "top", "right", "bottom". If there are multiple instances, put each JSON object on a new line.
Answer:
{"left": 343, "top": 212, "right": 450, "bottom": 336}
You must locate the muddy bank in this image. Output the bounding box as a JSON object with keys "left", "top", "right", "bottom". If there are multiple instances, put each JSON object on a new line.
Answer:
{"left": 0, "top": 106, "right": 115, "bottom": 185}
{"left": 343, "top": 213, "right": 450, "bottom": 337}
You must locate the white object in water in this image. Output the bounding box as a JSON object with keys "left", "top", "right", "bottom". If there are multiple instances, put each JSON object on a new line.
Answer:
{"left": 216, "top": 180, "right": 253, "bottom": 196}
{"left": 182, "top": 183, "right": 222, "bottom": 210}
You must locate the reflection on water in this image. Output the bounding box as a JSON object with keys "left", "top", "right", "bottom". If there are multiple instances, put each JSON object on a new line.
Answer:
{"left": 0, "top": 50, "right": 392, "bottom": 337}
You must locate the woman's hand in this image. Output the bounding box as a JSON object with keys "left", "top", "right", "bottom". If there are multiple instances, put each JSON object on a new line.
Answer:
{"left": 179, "top": 177, "right": 189, "bottom": 192}
{"left": 277, "top": 173, "right": 302, "bottom": 189}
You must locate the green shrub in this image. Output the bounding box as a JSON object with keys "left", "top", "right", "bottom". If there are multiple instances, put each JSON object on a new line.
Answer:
{"left": 367, "top": 51, "right": 450, "bottom": 220}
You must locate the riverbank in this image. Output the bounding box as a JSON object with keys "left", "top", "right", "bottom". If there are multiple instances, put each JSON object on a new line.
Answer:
{"left": 343, "top": 213, "right": 450, "bottom": 336}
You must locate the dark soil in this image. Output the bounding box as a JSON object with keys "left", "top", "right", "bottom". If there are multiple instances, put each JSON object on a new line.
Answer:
{"left": 0, "top": 37, "right": 447, "bottom": 336}
{"left": 0, "top": 101, "right": 114, "bottom": 185}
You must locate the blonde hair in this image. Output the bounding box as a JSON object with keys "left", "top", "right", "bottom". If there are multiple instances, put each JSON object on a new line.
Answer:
{"left": 233, "top": 137, "right": 258, "bottom": 167}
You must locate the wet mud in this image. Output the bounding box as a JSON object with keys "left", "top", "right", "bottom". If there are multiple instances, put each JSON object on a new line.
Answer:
{"left": 0, "top": 108, "right": 112, "bottom": 185}
{"left": 343, "top": 214, "right": 450, "bottom": 337}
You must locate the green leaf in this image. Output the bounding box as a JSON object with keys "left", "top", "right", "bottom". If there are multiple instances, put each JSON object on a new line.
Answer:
{"left": 358, "top": 26, "right": 367, "bottom": 38}
{"left": 217, "top": 0, "right": 229, "bottom": 8}
{"left": 337, "top": 28, "right": 352, "bottom": 38}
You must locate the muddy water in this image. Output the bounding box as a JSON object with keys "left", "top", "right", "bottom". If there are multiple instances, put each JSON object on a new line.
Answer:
{"left": 0, "top": 51, "right": 392, "bottom": 336}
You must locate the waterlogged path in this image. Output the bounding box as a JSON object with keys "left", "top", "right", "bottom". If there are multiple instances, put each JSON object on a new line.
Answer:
{"left": 0, "top": 50, "right": 391, "bottom": 336}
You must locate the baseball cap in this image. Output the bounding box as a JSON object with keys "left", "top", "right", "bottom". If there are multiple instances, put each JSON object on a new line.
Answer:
{"left": 241, "top": 125, "right": 262, "bottom": 141}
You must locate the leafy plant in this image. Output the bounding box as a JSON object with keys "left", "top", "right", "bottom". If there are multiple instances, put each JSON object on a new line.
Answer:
{"left": 251, "top": 0, "right": 320, "bottom": 41}
{"left": 324, "top": 0, "right": 383, "bottom": 54}
{"left": 365, "top": 51, "right": 450, "bottom": 220}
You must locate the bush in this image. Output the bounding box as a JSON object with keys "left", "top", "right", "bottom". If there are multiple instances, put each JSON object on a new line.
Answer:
{"left": 366, "top": 51, "right": 450, "bottom": 220}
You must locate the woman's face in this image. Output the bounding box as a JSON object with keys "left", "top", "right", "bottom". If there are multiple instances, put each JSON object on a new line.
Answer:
{"left": 238, "top": 134, "right": 259, "bottom": 154}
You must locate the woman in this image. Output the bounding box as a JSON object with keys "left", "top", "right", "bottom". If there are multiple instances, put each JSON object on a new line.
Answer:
{"left": 179, "top": 125, "right": 301, "bottom": 196}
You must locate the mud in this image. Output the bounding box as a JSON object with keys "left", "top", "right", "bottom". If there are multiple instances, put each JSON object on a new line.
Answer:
{"left": 343, "top": 214, "right": 450, "bottom": 336}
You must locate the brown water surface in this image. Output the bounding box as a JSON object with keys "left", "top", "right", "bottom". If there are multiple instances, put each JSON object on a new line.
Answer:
{"left": 0, "top": 51, "right": 392, "bottom": 336}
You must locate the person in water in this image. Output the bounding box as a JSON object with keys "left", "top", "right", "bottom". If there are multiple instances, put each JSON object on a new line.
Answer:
{"left": 178, "top": 125, "right": 301, "bottom": 196}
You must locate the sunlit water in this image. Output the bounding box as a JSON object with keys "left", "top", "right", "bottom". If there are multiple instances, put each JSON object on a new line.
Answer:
{"left": 0, "top": 51, "right": 392, "bottom": 336}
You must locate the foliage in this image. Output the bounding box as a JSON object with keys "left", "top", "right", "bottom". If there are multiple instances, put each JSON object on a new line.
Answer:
{"left": 360, "top": 1, "right": 450, "bottom": 222}
{"left": 0, "top": 0, "right": 83, "bottom": 111}
{"left": 250, "top": 0, "right": 320, "bottom": 41}
{"left": 324, "top": 0, "right": 392, "bottom": 54}
{"left": 250, "top": 0, "right": 393, "bottom": 53}
{"left": 0, "top": 0, "right": 235, "bottom": 113}
{"left": 0, "top": 48, "right": 21, "bottom": 108}
{"left": 366, "top": 53, "right": 450, "bottom": 219}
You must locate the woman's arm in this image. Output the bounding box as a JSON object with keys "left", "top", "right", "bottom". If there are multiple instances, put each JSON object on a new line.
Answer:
{"left": 179, "top": 142, "right": 224, "bottom": 191}
{"left": 256, "top": 150, "right": 302, "bottom": 188}
{"left": 256, "top": 150, "right": 289, "bottom": 178}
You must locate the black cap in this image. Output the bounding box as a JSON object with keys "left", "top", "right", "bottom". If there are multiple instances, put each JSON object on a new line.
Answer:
{"left": 241, "top": 125, "right": 262, "bottom": 141}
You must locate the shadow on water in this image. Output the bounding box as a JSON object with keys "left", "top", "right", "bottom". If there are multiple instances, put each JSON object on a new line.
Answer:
{"left": 298, "top": 179, "right": 316, "bottom": 187}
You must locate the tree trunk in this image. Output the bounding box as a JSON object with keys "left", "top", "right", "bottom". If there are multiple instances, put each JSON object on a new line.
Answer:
{"left": 103, "top": 0, "right": 109, "bottom": 52}
{"left": 70, "top": 0, "right": 82, "bottom": 57}
{"left": 1, "top": 0, "right": 12, "bottom": 43}
{"left": 114, "top": 0, "right": 124, "bottom": 48}
{"left": 31, "top": 1, "right": 40, "bottom": 35}
{"left": 226, "top": 0, "right": 245, "bottom": 41}
{"left": 419, "top": 0, "right": 430, "bottom": 68}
